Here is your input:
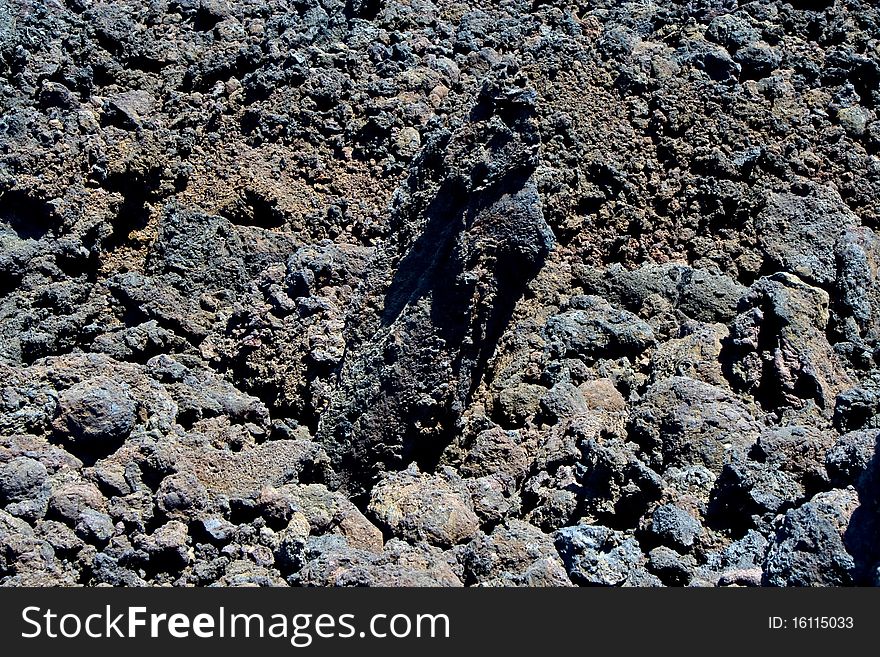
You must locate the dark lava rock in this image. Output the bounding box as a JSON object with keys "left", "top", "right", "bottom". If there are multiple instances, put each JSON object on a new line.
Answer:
{"left": 48, "top": 481, "right": 107, "bottom": 525}
{"left": 460, "top": 520, "right": 571, "bottom": 587}
{"left": 0, "top": 457, "right": 48, "bottom": 504}
{"left": 826, "top": 431, "right": 878, "bottom": 487}
{"left": 543, "top": 296, "right": 655, "bottom": 362}
{"left": 757, "top": 183, "right": 859, "bottom": 287}
{"left": 648, "top": 546, "right": 694, "bottom": 586}
{"left": 553, "top": 524, "right": 657, "bottom": 587}
{"left": 74, "top": 509, "right": 115, "bottom": 546}
{"left": 763, "top": 489, "right": 860, "bottom": 587}
{"left": 56, "top": 378, "right": 137, "bottom": 450}
{"left": 3, "top": 0, "right": 880, "bottom": 589}
{"left": 649, "top": 504, "right": 703, "bottom": 551}
{"left": 728, "top": 273, "right": 852, "bottom": 411}
{"left": 629, "top": 377, "right": 762, "bottom": 474}
{"left": 157, "top": 472, "right": 210, "bottom": 518}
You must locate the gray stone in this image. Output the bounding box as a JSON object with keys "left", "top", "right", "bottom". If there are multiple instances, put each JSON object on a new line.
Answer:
{"left": 553, "top": 524, "right": 648, "bottom": 587}
{"left": 0, "top": 457, "right": 48, "bottom": 503}
{"left": 648, "top": 546, "right": 693, "bottom": 585}
{"left": 199, "top": 517, "right": 236, "bottom": 544}
{"left": 74, "top": 509, "right": 115, "bottom": 545}
{"left": 544, "top": 296, "right": 655, "bottom": 361}
{"left": 461, "top": 520, "right": 571, "bottom": 586}
{"left": 837, "top": 106, "right": 869, "bottom": 137}
{"left": 763, "top": 489, "right": 859, "bottom": 586}
{"left": 57, "top": 377, "right": 137, "bottom": 448}
{"left": 136, "top": 520, "right": 191, "bottom": 568}
{"left": 650, "top": 504, "right": 702, "bottom": 550}
{"left": 496, "top": 383, "right": 545, "bottom": 427}
{"left": 826, "top": 430, "right": 878, "bottom": 486}
{"left": 729, "top": 273, "right": 853, "bottom": 410}
{"left": 757, "top": 183, "right": 859, "bottom": 287}
{"left": 539, "top": 381, "right": 589, "bottom": 423}
{"left": 629, "top": 377, "right": 762, "bottom": 474}
{"left": 157, "top": 472, "right": 209, "bottom": 517}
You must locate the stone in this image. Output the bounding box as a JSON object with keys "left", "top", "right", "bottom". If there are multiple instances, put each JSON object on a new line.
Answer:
{"left": 459, "top": 427, "right": 529, "bottom": 481}
{"left": 837, "top": 106, "right": 869, "bottom": 137}
{"left": 728, "top": 273, "right": 853, "bottom": 410}
{"left": 496, "top": 383, "right": 545, "bottom": 427}
{"left": 74, "top": 509, "right": 115, "bottom": 545}
{"left": 273, "top": 484, "right": 383, "bottom": 552}
{"left": 650, "top": 504, "right": 702, "bottom": 551}
{"left": 543, "top": 296, "right": 655, "bottom": 361}
{"left": 369, "top": 465, "right": 480, "bottom": 548}
{"left": 647, "top": 546, "right": 694, "bottom": 585}
{"left": 539, "top": 381, "right": 589, "bottom": 423}
{"left": 763, "top": 488, "right": 860, "bottom": 586}
{"left": 649, "top": 322, "right": 729, "bottom": 387}
{"left": 577, "top": 379, "right": 626, "bottom": 412}
{"left": 0, "top": 457, "right": 48, "bottom": 503}
{"left": 826, "top": 431, "right": 878, "bottom": 486}
{"left": 629, "top": 377, "right": 762, "bottom": 474}
{"left": 48, "top": 481, "right": 106, "bottom": 524}
{"left": 461, "top": 520, "right": 571, "bottom": 586}
{"left": 553, "top": 524, "right": 649, "bottom": 587}
{"left": 395, "top": 126, "right": 421, "bottom": 158}
{"left": 56, "top": 377, "right": 137, "bottom": 449}
{"left": 297, "top": 536, "right": 463, "bottom": 587}
{"left": 137, "top": 520, "right": 191, "bottom": 569}
{"left": 198, "top": 516, "right": 236, "bottom": 544}
{"left": 756, "top": 183, "right": 859, "bottom": 287}
{"left": 157, "top": 472, "right": 210, "bottom": 517}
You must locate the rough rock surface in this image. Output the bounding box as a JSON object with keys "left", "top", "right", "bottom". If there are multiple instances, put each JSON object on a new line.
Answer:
{"left": 2, "top": 0, "right": 880, "bottom": 587}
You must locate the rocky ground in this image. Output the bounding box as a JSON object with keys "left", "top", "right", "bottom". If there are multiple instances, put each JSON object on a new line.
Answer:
{"left": 1, "top": 0, "right": 880, "bottom": 586}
